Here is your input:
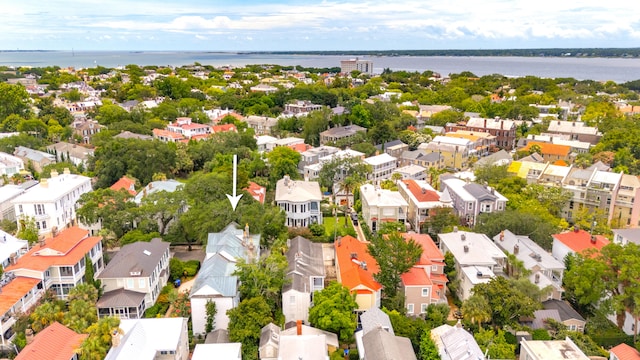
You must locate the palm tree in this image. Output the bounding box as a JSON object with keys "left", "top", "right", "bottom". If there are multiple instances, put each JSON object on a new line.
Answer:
{"left": 461, "top": 294, "right": 492, "bottom": 330}
{"left": 30, "top": 301, "right": 65, "bottom": 332}
{"left": 65, "top": 299, "right": 98, "bottom": 333}
{"left": 338, "top": 175, "right": 361, "bottom": 227}
{"left": 427, "top": 167, "right": 447, "bottom": 190}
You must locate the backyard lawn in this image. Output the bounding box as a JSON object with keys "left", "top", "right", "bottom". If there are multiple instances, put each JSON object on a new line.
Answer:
{"left": 324, "top": 215, "right": 356, "bottom": 240}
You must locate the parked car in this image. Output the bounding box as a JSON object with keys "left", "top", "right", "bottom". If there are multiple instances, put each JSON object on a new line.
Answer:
{"left": 350, "top": 213, "right": 359, "bottom": 225}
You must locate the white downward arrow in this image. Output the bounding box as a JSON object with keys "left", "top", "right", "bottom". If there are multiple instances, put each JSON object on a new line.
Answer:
{"left": 226, "top": 154, "right": 243, "bottom": 211}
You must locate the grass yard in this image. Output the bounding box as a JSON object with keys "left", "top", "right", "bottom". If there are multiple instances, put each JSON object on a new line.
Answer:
{"left": 324, "top": 215, "right": 356, "bottom": 240}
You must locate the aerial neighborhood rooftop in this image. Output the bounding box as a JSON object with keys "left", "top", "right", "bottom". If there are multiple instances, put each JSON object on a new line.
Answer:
{"left": 0, "top": 56, "right": 638, "bottom": 360}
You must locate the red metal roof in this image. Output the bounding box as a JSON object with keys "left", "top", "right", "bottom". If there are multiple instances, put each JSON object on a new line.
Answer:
{"left": 402, "top": 180, "right": 441, "bottom": 202}
{"left": 15, "top": 322, "right": 88, "bottom": 360}
{"left": 553, "top": 229, "right": 609, "bottom": 255}
{"left": 610, "top": 343, "right": 640, "bottom": 360}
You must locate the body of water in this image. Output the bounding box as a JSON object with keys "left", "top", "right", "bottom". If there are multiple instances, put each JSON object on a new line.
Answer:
{"left": 1, "top": 51, "right": 639, "bottom": 83}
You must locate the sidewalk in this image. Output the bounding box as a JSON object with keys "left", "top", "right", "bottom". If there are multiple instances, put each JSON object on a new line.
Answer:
{"left": 353, "top": 222, "right": 368, "bottom": 243}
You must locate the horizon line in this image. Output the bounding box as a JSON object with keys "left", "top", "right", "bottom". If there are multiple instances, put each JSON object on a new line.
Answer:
{"left": 2, "top": 47, "right": 640, "bottom": 52}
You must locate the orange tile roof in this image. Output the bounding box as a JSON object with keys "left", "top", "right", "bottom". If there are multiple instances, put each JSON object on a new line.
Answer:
{"left": 553, "top": 159, "right": 568, "bottom": 166}
{"left": 288, "top": 143, "right": 313, "bottom": 153}
{"left": 245, "top": 181, "right": 266, "bottom": 204}
{"left": 610, "top": 343, "right": 640, "bottom": 360}
{"left": 110, "top": 176, "right": 137, "bottom": 195}
{"left": 524, "top": 141, "right": 571, "bottom": 157}
{"left": 0, "top": 277, "right": 41, "bottom": 316}
{"left": 553, "top": 229, "right": 609, "bottom": 255}
{"left": 189, "top": 133, "right": 212, "bottom": 141}
{"left": 402, "top": 180, "right": 441, "bottom": 202}
{"left": 5, "top": 227, "right": 101, "bottom": 273}
{"left": 15, "top": 321, "right": 88, "bottom": 360}
{"left": 212, "top": 124, "right": 237, "bottom": 133}
{"left": 401, "top": 233, "right": 444, "bottom": 266}
{"left": 335, "top": 236, "right": 381, "bottom": 292}
{"left": 401, "top": 267, "right": 431, "bottom": 286}
{"left": 153, "top": 128, "right": 184, "bottom": 139}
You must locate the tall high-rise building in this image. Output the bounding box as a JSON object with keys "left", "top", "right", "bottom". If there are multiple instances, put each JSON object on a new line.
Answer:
{"left": 340, "top": 58, "right": 374, "bottom": 75}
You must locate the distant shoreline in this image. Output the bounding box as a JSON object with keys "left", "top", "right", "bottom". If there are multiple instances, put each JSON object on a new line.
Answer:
{"left": 1, "top": 48, "right": 640, "bottom": 58}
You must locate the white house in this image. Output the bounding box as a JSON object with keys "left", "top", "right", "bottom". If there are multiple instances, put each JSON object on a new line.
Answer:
{"left": 12, "top": 170, "right": 92, "bottom": 236}
{"left": 612, "top": 228, "right": 640, "bottom": 246}
{"left": 190, "top": 223, "right": 260, "bottom": 334}
{"left": 359, "top": 184, "right": 408, "bottom": 233}
{"left": 519, "top": 337, "right": 589, "bottom": 360}
{"left": 46, "top": 142, "right": 94, "bottom": 168}
{"left": 282, "top": 236, "right": 325, "bottom": 324}
{"left": 431, "top": 323, "right": 485, "bottom": 360}
{"left": 134, "top": 179, "right": 184, "bottom": 205}
{"left": 493, "top": 230, "right": 565, "bottom": 300}
{"left": 393, "top": 164, "right": 427, "bottom": 181}
{"left": 364, "top": 153, "right": 398, "bottom": 183}
{"left": 0, "top": 182, "right": 37, "bottom": 222}
{"left": 192, "top": 343, "right": 242, "bottom": 360}
{"left": 0, "top": 229, "right": 29, "bottom": 269}
{"left": 275, "top": 176, "right": 323, "bottom": 227}
{"left": 97, "top": 238, "right": 171, "bottom": 319}
{"left": 5, "top": 226, "right": 104, "bottom": 300}
{"left": 166, "top": 117, "right": 212, "bottom": 139}
{"left": 0, "top": 152, "right": 24, "bottom": 176}
{"left": 106, "top": 317, "right": 189, "bottom": 360}
{"left": 438, "top": 229, "right": 506, "bottom": 301}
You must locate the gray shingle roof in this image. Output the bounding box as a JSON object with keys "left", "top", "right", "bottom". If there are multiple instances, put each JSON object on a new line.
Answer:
{"left": 542, "top": 300, "right": 585, "bottom": 322}
{"left": 97, "top": 288, "right": 146, "bottom": 308}
{"left": 463, "top": 183, "right": 497, "bottom": 201}
{"left": 360, "top": 307, "right": 394, "bottom": 336}
{"left": 362, "top": 327, "right": 416, "bottom": 360}
{"left": 531, "top": 309, "right": 562, "bottom": 330}
{"left": 283, "top": 237, "right": 325, "bottom": 293}
{"left": 98, "top": 238, "right": 169, "bottom": 279}
{"left": 204, "top": 329, "right": 230, "bottom": 344}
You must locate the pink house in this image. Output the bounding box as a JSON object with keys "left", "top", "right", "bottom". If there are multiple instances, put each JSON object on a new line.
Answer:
{"left": 400, "top": 233, "right": 448, "bottom": 315}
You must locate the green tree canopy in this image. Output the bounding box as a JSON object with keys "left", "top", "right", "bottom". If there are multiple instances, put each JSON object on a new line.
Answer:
{"left": 309, "top": 282, "right": 358, "bottom": 342}
{"left": 227, "top": 296, "right": 274, "bottom": 360}
{"left": 368, "top": 231, "right": 422, "bottom": 310}
{"left": 266, "top": 146, "right": 301, "bottom": 185}
{"left": 471, "top": 276, "right": 541, "bottom": 327}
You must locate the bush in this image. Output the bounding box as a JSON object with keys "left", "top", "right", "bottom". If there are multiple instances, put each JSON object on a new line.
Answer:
{"left": 532, "top": 328, "right": 552, "bottom": 340}
{"left": 170, "top": 258, "right": 184, "bottom": 280}
{"left": 183, "top": 260, "right": 200, "bottom": 277}
{"left": 144, "top": 302, "right": 170, "bottom": 318}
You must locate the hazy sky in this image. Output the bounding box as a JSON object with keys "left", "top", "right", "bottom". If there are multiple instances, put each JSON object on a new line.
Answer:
{"left": 2, "top": 0, "right": 640, "bottom": 51}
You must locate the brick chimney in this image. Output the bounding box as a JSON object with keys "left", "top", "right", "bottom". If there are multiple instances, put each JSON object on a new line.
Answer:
{"left": 297, "top": 320, "right": 302, "bottom": 336}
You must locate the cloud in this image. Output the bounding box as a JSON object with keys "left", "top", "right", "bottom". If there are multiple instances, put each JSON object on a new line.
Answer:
{"left": 2, "top": 0, "right": 640, "bottom": 50}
